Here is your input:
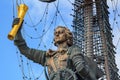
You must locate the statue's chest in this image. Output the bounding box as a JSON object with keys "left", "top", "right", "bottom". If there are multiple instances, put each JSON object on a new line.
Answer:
{"left": 47, "top": 51, "right": 69, "bottom": 73}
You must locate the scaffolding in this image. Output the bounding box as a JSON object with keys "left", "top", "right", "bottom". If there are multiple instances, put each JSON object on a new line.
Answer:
{"left": 72, "top": 0, "right": 120, "bottom": 80}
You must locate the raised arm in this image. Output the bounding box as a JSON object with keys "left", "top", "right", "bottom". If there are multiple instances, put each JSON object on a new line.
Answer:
{"left": 14, "top": 28, "right": 46, "bottom": 66}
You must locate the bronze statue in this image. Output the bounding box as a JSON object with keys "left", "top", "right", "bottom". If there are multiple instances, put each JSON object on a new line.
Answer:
{"left": 14, "top": 20, "right": 103, "bottom": 80}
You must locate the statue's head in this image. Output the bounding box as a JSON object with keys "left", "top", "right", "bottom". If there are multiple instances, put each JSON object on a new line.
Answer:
{"left": 54, "top": 26, "right": 73, "bottom": 47}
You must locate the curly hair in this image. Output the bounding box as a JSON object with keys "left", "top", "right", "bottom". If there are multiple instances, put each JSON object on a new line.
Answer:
{"left": 54, "top": 26, "right": 73, "bottom": 47}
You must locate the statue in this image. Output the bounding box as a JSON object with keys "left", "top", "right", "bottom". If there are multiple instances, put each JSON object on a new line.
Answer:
{"left": 14, "top": 19, "right": 103, "bottom": 80}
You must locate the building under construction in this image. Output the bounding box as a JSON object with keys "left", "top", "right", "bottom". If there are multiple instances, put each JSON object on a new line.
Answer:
{"left": 72, "top": 0, "right": 120, "bottom": 80}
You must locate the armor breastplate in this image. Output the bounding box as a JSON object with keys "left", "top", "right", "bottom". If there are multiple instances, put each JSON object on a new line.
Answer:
{"left": 46, "top": 49, "right": 69, "bottom": 74}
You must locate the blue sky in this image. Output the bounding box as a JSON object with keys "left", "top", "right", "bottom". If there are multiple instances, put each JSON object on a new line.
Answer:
{"left": 0, "top": 0, "right": 120, "bottom": 80}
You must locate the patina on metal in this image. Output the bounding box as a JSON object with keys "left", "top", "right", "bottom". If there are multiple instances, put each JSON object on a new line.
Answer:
{"left": 14, "top": 24, "right": 103, "bottom": 80}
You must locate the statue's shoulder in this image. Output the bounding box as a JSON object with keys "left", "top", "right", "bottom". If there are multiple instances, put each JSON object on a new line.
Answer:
{"left": 67, "top": 45, "right": 81, "bottom": 55}
{"left": 69, "top": 45, "right": 80, "bottom": 49}
{"left": 69, "top": 45, "right": 81, "bottom": 51}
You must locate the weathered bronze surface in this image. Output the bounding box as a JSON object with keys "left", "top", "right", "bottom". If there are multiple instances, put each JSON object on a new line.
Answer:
{"left": 14, "top": 25, "right": 103, "bottom": 80}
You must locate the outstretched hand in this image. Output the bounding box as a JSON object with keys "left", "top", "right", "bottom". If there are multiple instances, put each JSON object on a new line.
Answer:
{"left": 12, "top": 18, "right": 20, "bottom": 27}
{"left": 13, "top": 18, "right": 24, "bottom": 41}
{"left": 12, "top": 18, "right": 24, "bottom": 32}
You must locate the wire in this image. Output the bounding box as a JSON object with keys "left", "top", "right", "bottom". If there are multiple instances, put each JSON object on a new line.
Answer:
{"left": 16, "top": 0, "right": 19, "bottom": 6}
{"left": 21, "top": 0, "right": 25, "bottom": 4}
{"left": 23, "top": 3, "right": 59, "bottom": 39}
{"left": 116, "top": 37, "right": 120, "bottom": 50}
{"left": 25, "top": 4, "right": 49, "bottom": 28}
{"left": 111, "top": 0, "right": 116, "bottom": 31}
{"left": 110, "top": 0, "right": 120, "bottom": 50}
{"left": 14, "top": 0, "right": 44, "bottom": 79}
{"left": 14, "top": 0, "right": 74, "bottom": 80}
{"left": 22, "top": 26, "right": 44, "bottom": 39}
{"left": 111, "top": 0, "right": 119, "bottom": 32}
{"left": 35, "top": 70, "right": 44, "bottom": 80}
{"left": 21, "top": 5, "right": 57, "bottom": 79}
{"left": 12, "top": 0, "right": 15, "bottom": 19}
{"left": 53, "top": 2, "right": 68, "bottom": 27}
{"left": 23, "top": 4, "right": 50, "bottom": 39}
{"left": 115, "top": 21, "right": 120, "bottom": 50}
{"left": 23, "top": 2, "right": 51, "bottom": 43}
{"left": 67, "top": 0, "right": 73, "bottom": 5}
{"left": 16, "top": 49, "right": 26, "bottom": 80}
{"left": 20, "top": 54, "right": 28, "bottom": 80}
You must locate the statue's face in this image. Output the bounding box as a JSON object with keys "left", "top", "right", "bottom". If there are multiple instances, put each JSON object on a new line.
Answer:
{"left": 54, "top": 27, "right": 67, "bottom": 44}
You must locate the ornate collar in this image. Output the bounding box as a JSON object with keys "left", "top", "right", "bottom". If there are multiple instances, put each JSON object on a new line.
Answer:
{"left": 47, "top": 48, "right": 68, "bottom": 57}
